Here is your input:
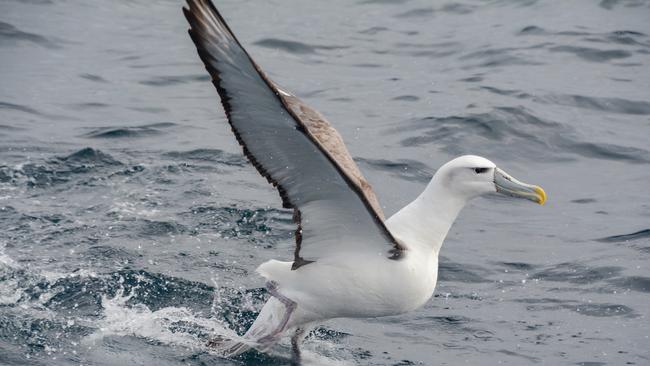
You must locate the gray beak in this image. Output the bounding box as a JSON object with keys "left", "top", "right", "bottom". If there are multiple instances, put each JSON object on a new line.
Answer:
{"left": 494, "top": 167, "right": 546, "bottom": 205}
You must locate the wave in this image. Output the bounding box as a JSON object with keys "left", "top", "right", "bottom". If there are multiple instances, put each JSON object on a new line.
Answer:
{"left": 83, "top": 122, "right": 176, "bottom": 139}
{"left": 0, "top": 148, "right": 124, "bottom": 188}
{"left": 515, "top": 297, "right": 637, "bottom": 318}
{"left": 0, "top": 101, "right": 43, "bottom": 116}
{"left": 358, "top": 0, "right": 411, "bottom": 5}
{"left": 0, "top": 21, "right": 59, "bottom": 49}
{"left": 549, "top": 45, "right": 632, "bottom": 62}
{"left": 456, "top": 85, "right": 650, "bottom": 115}
{"left": 393, "top": 106, "right": 650, "bottom": 164}
{"left": 519, "top": 26, "right": 649, "bottom": 46}
{"left": 163, "top": 149, "right": 247, "bottom": 166}
{"left": 79, "top": 73, "right": 108, "bottom": 83}
{"left": 356, "top": 158, "right": 432, "bottom": 183}
{"left": 600, "top": 0, "right": 650, "bottom": 10}
{"left": 459, "top": 47, "right": 544, "bottom": 68}
{"left": 178, "top": 206, "right": 294, "bottom": 244}
{"left": 60, "top": 147, "right": 121, "bottom": 165}
{"left": 394, "top": 7, "right": 435, "bottom": 19}
{"left": 0, "top": 246, "right": 349, "bottom": 365}
{"left": 139, "top": 74, "right": 210, "bottom": 87}
{"left": 596, "top": 228, "right": 650, "bottom": 243}
{"left": 392, "top": 95, "right": 420, "bottom": 102}
{"left": 532, "top": 262, "right": 623, "bottom": 284}
{"left": 253, "top": 38, "right": 349, "bottom": 55}
{"left": 438, "top": 257, "right": 493, "bottom": 283}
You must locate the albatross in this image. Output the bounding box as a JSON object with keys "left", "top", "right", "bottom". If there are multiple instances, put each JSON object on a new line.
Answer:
{"left": 183, "top": 0, "right": 547, "bottom": 360}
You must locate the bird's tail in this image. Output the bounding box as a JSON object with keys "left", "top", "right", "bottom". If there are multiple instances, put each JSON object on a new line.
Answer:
{"left": 207, "top": 297, "right": 287, "bottom": 357}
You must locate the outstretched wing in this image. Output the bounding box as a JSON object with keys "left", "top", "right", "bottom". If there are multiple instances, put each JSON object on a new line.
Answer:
{"left": 183, "top": 0, "right": 403, "bottom": 269}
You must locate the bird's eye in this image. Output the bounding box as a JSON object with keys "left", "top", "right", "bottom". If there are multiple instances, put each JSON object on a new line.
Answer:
{"left": 474, "top": 167, "right": 489, "bottom": 174}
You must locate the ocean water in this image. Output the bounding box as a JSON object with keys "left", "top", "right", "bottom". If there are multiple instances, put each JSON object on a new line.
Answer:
{"left": 1, "top": 0, "right": 649, "bottom": 365}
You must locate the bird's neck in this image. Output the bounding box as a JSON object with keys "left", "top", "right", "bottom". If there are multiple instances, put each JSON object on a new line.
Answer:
{"left": 385, "top": 174, "right": 466, "bottom": 256}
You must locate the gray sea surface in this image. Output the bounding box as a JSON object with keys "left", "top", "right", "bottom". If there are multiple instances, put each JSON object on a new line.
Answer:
{"left": 1, "top": 0, "right": 649, "bottom": 365}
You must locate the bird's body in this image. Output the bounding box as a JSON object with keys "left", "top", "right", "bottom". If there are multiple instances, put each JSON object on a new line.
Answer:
{"left": 258, "top": 242, "right": 437, "bottom": 320}
{"left": 224, "top": 230, "right": 440, "bottom": 356}
{"left": 257, "top": 172, "right": 463, "bottom": 322}
{"left": 183, "top": 0, "right": 546, "bottom": 360}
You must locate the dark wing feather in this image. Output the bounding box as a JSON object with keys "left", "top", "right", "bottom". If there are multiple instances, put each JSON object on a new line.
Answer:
{"left": 183, "top": 0, "right": 403, "bottom": 268}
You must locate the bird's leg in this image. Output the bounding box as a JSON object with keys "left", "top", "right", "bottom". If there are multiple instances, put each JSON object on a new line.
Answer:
{"left": 257, "top": 281, "right": 296, "bottom": 345}
{"left": 205, "top": 334, "right": 226, "bottom": 348}
{"left": 290, "top": 327, "right": 306, "bottom": 364}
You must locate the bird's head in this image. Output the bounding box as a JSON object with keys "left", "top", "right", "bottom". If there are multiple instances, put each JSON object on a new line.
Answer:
{"left": 437, "top": 155, "right": 546, "bottom": 205}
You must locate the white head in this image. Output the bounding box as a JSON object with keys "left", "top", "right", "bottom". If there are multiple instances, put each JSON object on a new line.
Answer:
{"left": 434, "top": 155, "right": 546, "bottom": 204}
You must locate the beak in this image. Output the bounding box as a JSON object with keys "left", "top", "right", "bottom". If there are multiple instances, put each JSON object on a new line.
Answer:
{"left": 494, "top": 167, "right": 546, "bottom": 205}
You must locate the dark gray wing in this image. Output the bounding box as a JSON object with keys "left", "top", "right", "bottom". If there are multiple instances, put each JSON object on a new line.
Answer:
{"left": 183, "top": 0, "right": 403, "bottom": 269}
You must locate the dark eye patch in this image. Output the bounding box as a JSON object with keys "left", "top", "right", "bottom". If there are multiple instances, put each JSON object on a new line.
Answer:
{"left": 474, "top": 167, "right": 489, "bottom": 174}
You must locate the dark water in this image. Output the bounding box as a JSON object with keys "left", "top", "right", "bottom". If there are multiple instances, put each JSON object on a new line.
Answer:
{"left": 1, "top": 0, "right": 649, "bottom": 365}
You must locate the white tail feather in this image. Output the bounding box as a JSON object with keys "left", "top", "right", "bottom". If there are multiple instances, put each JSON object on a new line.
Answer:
{"left": 208, "top": 297, "right": 287, "bottom": 357}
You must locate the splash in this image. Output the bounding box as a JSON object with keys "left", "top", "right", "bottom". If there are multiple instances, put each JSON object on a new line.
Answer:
{"left": 0, "top": 243, "right": 22, "bottom": 305}
{"left": 0, "top": 242, "right": 17, "bottom": 269}
{"left": 85, "top": 286, "right": 243, "bottom": 352}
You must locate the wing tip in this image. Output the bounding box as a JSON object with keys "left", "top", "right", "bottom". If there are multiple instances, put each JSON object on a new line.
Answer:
{"left": 182, "top": 0, "right": 404, "bottom": 266}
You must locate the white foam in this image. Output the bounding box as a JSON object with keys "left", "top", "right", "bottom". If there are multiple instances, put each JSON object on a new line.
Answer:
{"left": 0, "top": 279, "right": 23, "bottom": 305}
{"left": 0, "top": 245, "right": 57, "bottom": 317}
{"left": 40, "top": 268, "right": 99, "bottom": 284}
{"left": 300, "top": 351, "right": 355, "bottom": 366}
{"left": 110, "top": 200, "right": 160, "bottom": 218}
{"left": 0, "top": 242, "right": 18, "bottom": 269}
{"left": 85, "top": 288, "right": 243, "bottom": 352}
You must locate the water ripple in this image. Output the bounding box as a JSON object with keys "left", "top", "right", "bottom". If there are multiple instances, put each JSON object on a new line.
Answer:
{"left": 532, "top": 263, "right": 623, "bottom": 284}
{"left": 253, "top": 38, "right": 349, "bottom": 55}
{"left": 480, "top": 88, "right": 650, "bottom": 115}
{"left": 0, "top": 148, "right": 123, "bottom": 188}
{"left": 599, "top": 0, "right": 649, "bottom": 10}
{"left": 163, "top": 149, "right": 247, "bottom": 166}
{"left": 438, "top": 258, "right": 492, "bottom": 283}
{"left": 357, "top": 158, "right": 432, "bottom": 183}
{"left": 394, "top": 107, "right": 650, "bottom": 163}
{"left": 0, "top": 101, "right": 44, "bottom": 116}
{"left": 139, "top": 74, "right": 209, "bottom": 87}
{"left": 178, "top": 206, "right": 294, "bottom": 244}
{"left": 520, "top": 299, "right": 637, "bottom": 318}
{"left": 79, "top": 73, "right": 108, "bottom": 83}
{"left": 549, "top": 45, "right": 632, "bottom": 62}
{"left": 0, "top": 21, "right": 59, "bottom": 49}
{"left": 83, "top": 122, "right": 176, "bottom": 139}
{"left": 394, "top": 7, "right": 435, "bottom": 19}
{"left": 596, "top": 228, "right": 650, "bottom": 243}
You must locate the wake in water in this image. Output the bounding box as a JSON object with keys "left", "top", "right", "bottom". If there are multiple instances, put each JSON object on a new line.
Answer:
{"left": 1, "top": 244, "right": 350, "bottom": 365}
{"left": 87, "top": 287, "right": 240, "bottom": 351}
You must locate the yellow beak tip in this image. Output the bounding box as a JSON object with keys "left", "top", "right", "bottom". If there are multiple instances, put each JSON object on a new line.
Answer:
{"left": 534, "top": 186, "right": 547, "bottom": 205}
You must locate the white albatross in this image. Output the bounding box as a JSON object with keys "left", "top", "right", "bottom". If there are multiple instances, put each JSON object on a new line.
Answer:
{"left": 183, "top": 0, "right": 547, "bottom": 361}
